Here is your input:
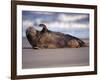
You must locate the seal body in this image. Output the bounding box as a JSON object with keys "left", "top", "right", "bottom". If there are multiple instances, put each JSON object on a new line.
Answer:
{"left": 26, "top": 25, "right": 86, "bottom": 49}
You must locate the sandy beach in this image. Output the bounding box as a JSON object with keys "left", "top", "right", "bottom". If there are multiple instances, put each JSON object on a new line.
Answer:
{"left": 22, "top": 38, "right": 89, "bottom": 69}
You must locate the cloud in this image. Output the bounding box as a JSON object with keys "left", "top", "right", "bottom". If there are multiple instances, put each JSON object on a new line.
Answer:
{"left": 57, "top": 14, "right": 88, "bottom": 22}
{"left": 22, "top": 20, "right": 43, "bottom": 33}
{"left": 22, "top": 12, "right": 89, "bottom": 38}
{"left": 35, "top": 18, "right": 48, "bottom": 25}
{"left": 46, "top": 21, "right": 88, "bottom": 32}
{"left": 31, "top": 11, "right": 55, "bottom": 15}
{"left": 23, "top": 19, "right": 88, "bottom": 30}
{"left": 23, "top": 20, "right": 34, "bottom": 28}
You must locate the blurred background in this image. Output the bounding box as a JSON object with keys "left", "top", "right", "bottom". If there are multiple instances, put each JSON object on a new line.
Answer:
{"left": 22, "top": 11, "right": 89, "bottom": 39}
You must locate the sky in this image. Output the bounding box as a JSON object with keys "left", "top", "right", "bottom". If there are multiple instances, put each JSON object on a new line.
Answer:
{"left": 22, "top": 11, "right": 89, "bottom": 39}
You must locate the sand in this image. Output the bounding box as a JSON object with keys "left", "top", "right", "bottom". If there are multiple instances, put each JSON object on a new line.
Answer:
{"left": 22, "top": 38, "right": 89, "bottom": 69}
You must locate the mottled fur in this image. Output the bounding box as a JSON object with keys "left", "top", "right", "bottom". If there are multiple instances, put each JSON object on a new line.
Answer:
{"left": 26, "top": 24, "right": 87, "bottom": 49}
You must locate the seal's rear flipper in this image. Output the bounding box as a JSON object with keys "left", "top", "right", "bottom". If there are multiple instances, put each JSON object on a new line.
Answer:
{"left": 83, "top": 43, "right": 89, "bottom": 47}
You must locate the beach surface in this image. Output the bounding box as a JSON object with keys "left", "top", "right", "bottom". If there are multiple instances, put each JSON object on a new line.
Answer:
{"left": 22, "top": 38, "right": 89, "bottom": 69}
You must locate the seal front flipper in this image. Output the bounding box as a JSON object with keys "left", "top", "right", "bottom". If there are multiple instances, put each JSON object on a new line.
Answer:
{"left": 32, "top": 46, "right": 40, "bottom": 49}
